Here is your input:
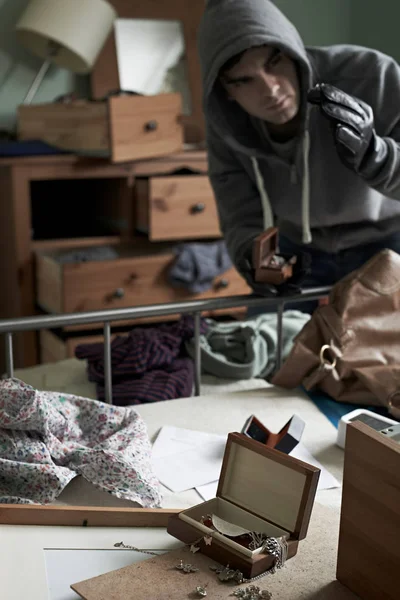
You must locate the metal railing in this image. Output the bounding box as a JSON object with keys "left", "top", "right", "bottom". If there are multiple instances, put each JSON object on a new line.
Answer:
{"left": 0, "top": 287, "right": 330, "bottom": 404}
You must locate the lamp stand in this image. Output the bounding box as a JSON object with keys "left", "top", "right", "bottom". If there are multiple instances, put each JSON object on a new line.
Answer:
{"left": 23, "top": 41, "right": 60, "bottom": 105}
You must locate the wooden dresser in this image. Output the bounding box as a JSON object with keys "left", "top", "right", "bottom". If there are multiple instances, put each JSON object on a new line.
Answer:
{"left": 0, "top": 151, "right": 250, "bottom": 370}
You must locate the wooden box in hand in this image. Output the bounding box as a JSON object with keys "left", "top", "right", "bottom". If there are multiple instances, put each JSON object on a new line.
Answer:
{"left": 17, "top": 93, "right": 183, "bottom": 163}
{"left": 168, "top": 432, "right": 320, "bottom": 579}
{"left": 337, "top": 421, "right": 400, "bottom": 600}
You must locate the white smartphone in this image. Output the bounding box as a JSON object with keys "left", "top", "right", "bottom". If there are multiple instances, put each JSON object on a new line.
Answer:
{"left": 336, "top": 408, "right": 398, "bottom": 449}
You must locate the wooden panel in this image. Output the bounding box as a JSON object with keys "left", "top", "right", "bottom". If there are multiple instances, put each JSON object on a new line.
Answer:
{"left": 0, "top": 167, "right": 22, "bottom": 370}
{"left": 0, "top": 504, "right": 179, "bottom": 527}
{"left": 337, "top": 422, "right": 400, "bottom": 600}
{"left": 0, "top": 166, "right": 38, "bottom": 368}
{"left": 18, "top": 102, "right": 109, "bottom": 153}
{"left": 33, "top": 236, "right": 122, "bottom": 251}
{"left": 109, "top": 94, "right": 184, "bottom": 162}
{"left": 91, "top": 0, "right": 206, "bottom": 143}
{"left": 136, "top": 175, "right": 221, "bottom": 240}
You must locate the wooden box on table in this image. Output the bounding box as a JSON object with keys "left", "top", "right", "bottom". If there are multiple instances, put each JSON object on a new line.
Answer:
{"left": 168, "top": 432, "right": 320, "bottom": 579}
{"left": 17, "top": 93, "right": 183, "bottom": 163}
{"left": 337, "top": 421, "right": 400, "bottom": 600}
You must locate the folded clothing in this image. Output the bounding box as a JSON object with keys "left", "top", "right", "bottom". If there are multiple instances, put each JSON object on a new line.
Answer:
{"left": 186, "top": 311, "right": 311, "bottom": 379}
{"left": 168, "top": 241, "right": 232, "bottom": 293}
{"left": 0, "top": 378, "right": 162, "bottom": 506}
{"left": 56, "top": 246, "right": 118, "bottom": 264}
{"left": 75, "top": 316, "right": 207, "bottom": 405}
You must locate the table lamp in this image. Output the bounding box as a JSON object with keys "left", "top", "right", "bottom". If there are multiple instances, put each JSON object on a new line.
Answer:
{"left": 15, "top": 0, "right": 117, "bottom": 104}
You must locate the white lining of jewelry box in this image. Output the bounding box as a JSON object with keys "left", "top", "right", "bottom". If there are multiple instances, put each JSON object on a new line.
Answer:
{"left": 180, "top": 497, "right": 289, "bottom": 558}
{"left": 0, "top": 524, "right": 181, "bottom": 600}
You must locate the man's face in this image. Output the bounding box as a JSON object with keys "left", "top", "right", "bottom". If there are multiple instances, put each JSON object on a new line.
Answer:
{"left": 220, "top": 46, "right": 300, "bottom": 126}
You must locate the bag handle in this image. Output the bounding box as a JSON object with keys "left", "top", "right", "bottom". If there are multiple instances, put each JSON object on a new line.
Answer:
{"left": 303, "top": 342, "right": 340, "bottom": 390}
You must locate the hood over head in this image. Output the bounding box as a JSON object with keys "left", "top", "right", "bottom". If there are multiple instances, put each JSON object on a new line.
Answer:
{"left": 198, "top": 0, "right": 314, "bottom": 157}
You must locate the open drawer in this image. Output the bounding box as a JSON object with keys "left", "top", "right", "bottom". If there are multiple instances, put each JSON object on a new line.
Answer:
{"left": 35, "top": 244, "right": 250, "bottom": 316}
{"left": 135, "top": 175, "right": 221, "bottom": 240}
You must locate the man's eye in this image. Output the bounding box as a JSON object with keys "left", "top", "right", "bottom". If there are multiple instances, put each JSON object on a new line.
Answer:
{"left": 233, "top": 79, "right": 250, "bottom": 87}
{"left": 269, "top": 52, "right": 283, "bottom": 67}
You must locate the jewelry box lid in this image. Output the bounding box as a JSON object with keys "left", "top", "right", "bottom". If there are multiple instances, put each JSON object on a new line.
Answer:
{"left": 252, "top": 227, "right": 278, "bottom": 268}
{"left": 217, "top": 433, "right": 320, "bottom": 541}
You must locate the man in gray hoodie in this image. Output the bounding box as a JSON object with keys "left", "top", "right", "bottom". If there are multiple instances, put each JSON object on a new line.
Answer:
{"left": 198, "top": 0, "right": 400, "bottom": 305}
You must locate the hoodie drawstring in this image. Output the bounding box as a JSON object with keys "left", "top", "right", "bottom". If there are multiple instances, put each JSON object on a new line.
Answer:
{"left": 301, "top": 130, "right": 312, "bottom": 244}
{"left": 251, "top": 156, "right": 274, "bottom": 230}
{"left": 252, "top": 130, "right": 312, "bottom": 246}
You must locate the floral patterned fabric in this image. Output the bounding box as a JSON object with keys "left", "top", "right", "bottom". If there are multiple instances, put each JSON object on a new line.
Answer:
{"left": 0, "top": 378, "right": 162, "bottom": 506}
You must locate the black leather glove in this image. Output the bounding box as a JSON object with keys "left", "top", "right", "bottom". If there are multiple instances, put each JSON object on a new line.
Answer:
{"left": 308, "top": 83, "right": 388, "bottom": 178}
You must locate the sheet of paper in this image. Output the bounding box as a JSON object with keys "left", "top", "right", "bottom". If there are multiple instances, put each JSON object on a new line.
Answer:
{"left": 152, "top": 428, "right": 226, "bottom": 492}
{"left": 45, "top": 549, "right": 161, "bottom": 600}
{"left": 152, "top": 425, "right": 226, "bottom": 459}
{"left": 195, "top": 443, "right": 340, "bottom": 500}
{"left": 289, "top": 443, "right": 340, "bottom": 490}
{"left": 196, "top": 480, "right": 219, "bottom": 501}
{"left": 152, "top": 426, "right": 340, "bottom": 495}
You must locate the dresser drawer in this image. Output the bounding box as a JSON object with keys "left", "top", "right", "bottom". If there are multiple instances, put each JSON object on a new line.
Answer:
{"left": 135, "top": 175, "right": 221, "bottom": 240}
{"left": 36, "top": 245, "right": 250, "bottom": 316}
{"left": 18, "top": 93, "right": 184, "bottom": 163}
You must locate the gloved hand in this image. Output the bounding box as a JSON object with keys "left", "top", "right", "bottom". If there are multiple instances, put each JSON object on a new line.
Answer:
{"left": 237, "top": 253, "right": 278, "bottom": 297}
{"left": 276, "top": 250, "right": 312, "bottom": 295}
{"left": 237, "top": 248, "right": 312, "bottom": 297}
{"left": 308, "top": 83, "right": 388, "bottom": 178}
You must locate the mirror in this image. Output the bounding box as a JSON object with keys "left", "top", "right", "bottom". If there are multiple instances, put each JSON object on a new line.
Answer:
{"left": 114, "top": 18, "right": 192, "bottom": 115}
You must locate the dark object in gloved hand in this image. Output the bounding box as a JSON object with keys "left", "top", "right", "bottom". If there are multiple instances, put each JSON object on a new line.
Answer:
{"left": 237, "top": 248, "right": 311, "bottom": 297}
{"left": 276, "top": 250, "right": 312, "bottom": 295}
{"left": 237, "top": 252, "right": 278, "bottom": 297}
{"left": 308, "top": 83, "right": 388, "bottom": 178}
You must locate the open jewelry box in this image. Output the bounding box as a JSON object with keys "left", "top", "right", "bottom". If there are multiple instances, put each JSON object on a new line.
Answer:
{"left": 253, "top": 227, "right": 297, "bottom": 285}
{"left": 168, "top": 432, "right": 320, "bottom": 578}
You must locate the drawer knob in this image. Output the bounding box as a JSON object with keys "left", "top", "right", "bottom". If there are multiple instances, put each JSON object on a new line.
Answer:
{"left": 144, "top": 120, "right": 158, "bottom": 132}
{"left": 113, "top": 288, "right": 125, "bottom": 299}
{"left": 216, "top": 278, "right": 229, "bottom": 290}
{"left": 191, "top": 202, "right": 206, "bottom": 214}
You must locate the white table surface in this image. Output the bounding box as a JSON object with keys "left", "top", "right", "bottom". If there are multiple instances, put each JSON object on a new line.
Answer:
{"left": 0, "top": 384, "right": 344, "bottom": 600}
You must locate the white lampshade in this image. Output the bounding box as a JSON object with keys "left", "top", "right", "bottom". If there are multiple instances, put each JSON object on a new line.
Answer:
{"left": 15, "top": 0, "right": 117, "bottom": 74}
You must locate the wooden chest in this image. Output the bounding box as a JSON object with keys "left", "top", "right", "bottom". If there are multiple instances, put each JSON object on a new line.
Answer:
{"left": 17, "top": 93, "right": 184, "bottom": 162}
{"left": 168, "top": 432, "right": 320, "bottom": 579}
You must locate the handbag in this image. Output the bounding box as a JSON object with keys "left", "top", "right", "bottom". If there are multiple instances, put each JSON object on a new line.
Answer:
{"left": 271, "top": 249, "right": 400, "bottom": 419}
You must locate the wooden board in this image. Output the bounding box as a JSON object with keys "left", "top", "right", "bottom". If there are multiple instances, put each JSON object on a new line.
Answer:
{"left": 71, "top": 502, "right": 359, "bottom": 600}
{"left": 337, "top": 421, "right": 400, "bottom": 600}
{"left": 0, "top": 504, "right": 179, "bottom": 527}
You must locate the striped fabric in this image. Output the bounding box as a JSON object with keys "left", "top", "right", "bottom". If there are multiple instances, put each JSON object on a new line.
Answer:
{"left": 75, "top": 316, "right": 207, "bottom": 405}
